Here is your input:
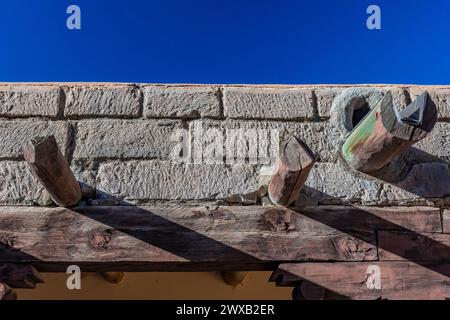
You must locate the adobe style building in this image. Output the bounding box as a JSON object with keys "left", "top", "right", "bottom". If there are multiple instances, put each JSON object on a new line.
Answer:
{"left": 0, "top": 83, "right": 449, "bottom": 299}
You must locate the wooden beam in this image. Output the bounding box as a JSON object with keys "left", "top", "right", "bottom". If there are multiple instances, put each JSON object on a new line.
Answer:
{"left": 101, "top": 272, "right": 125, "bottom": 284}
{"left": 0, "top": 264, "right": 44, "bottom": 289}
{"left": 0, "top": 283, "right": 17, "bottom": 300}
{"left": 341, "top": 92, "right": 437, "bottom": 173}
{"left": 444, "top": 209, "right": 450, "bottom": 234}
{"left": 23, "top": 135, "right": 81, "bottom": 207}
{"left": 0, "top": 205, "right": 383, "bottom": 271}
{"left": 271, "top": 262, "right": 450, "bottom": 300}
{"left": 221, "top": 271, "right": 248, "bottom": 287}
{"left": 378, "top": 231, "right": 450, "bottom": 261}
{"left": 268, "top": 136, "right": 315, "bottom": 206}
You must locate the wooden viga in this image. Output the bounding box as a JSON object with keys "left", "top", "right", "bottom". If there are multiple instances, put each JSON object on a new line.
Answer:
{"left": 268, "top": 136, "right": 316, "bottom": 207}
{"left": 23, "top": 136, "right": 124, "bottom": 284}
{"left": 341, "top": 91, "right": 437, "bottom": 173}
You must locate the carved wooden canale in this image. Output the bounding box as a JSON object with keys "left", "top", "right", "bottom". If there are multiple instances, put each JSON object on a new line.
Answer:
{"left": 341, "top": 92, "right": 437, "bottom": 173}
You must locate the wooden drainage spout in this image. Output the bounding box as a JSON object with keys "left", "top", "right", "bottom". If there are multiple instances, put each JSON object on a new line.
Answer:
{"left": 268, "top": 136, "right": 316, "bottom": 207}
{"left": 341, "top": 91, "right": 437, "bottom": 173}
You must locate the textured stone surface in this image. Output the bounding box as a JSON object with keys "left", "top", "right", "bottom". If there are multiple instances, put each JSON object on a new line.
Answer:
{"left": 298, "top": 162, "right": 381, "bottom": 205}
{"left": 315, "top": 87, "right": 345, "bottom": 118}
{"left": 194, "top": 119, "right": 333, "bottom": 163}
{"left": 96, "top": 161, "right": 259, "bottom": 201}
{"left": 144, "top": 86, "right": 220, "bottom": 118}
{"left": 415, "top": 122, "right": 450, "bottom": 161}
{"left": 0, "top": 161, "right": 44, "bottom": 205}
{"left": 223, "top": 87, "right": 314, "bottom": 119}
{"left": 0, "top": 120, "right": 69, "bottom": 158}
{"left": 0, "top": 85, "right": 61, "bottom": 117}
{"left": 0, "top": 83, "right": 448, "bottom": 206}
{"left": 74, "top": 120, "right": 185, "bottom": 160}
{"left": 65, "top": 85, "right": 141, "bottom": 117}
{"left": 409, "top": 87, "right": 450, "bottom": 119}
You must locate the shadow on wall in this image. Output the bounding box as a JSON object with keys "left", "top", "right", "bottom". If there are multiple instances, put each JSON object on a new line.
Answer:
{"left": 367, "top": 147, "right": 450, "bottom": 199}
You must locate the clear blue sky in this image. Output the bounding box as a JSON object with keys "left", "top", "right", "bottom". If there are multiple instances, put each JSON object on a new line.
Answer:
{"left": 1, "top": 0, "right": 449, "bottom": 84}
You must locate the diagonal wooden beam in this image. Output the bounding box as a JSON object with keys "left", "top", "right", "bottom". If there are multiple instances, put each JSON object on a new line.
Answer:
{"left": 268, "top": 136, "right": 315, "bottom": 206}
{"left": 23, "top": 135, "right": 81, "bottom": 207}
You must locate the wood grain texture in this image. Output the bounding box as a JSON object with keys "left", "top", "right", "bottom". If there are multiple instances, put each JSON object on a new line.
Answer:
{"left": 341, "top": 92, "right": 437, "bottom": 173}
{"left": 0, "top": 205, "right": 380, "bottom": 271}
{"left": 268, "top": 136, "right": 315, "bottom": 206}
{"left": 0, "top": 205, "right": 445, "bottom": 272}
{"left": 444, "top": 209, "right": 450, "bottom": 234}
{"left": 23, "top": 135, "right": 81, "bottom": 207}
{"left": 294, "top": 205, "right": 442, "bottom": 233}
{"left": 271, "top": 262, "right": 450, "bottom": 300}
{"left": 378, "top": 231, "right": 450, "bottom": 261}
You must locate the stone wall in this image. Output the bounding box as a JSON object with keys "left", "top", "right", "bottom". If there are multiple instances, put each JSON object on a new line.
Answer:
{"left": 0, "top": 83, "right": 448, "bottom": 206}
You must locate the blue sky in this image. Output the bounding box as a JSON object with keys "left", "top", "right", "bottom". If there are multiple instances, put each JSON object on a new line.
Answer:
{"left": 1, "top": 0, "right": 449, "bottom": 84}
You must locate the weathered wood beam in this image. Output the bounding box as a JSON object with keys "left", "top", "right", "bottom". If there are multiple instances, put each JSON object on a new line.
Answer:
{"left": 0, "top": 205, "right": 445, "bottom": 272}
{"left": 0, "top": 283, "right": 17, "bottom": 300}
{"left": 444, "top": 209, "right": 450, "bottom": 234}
{"left": 23, "top": 135, "right": 81, "bottom": 207}
{"left": 0, "top": 264, "right": 44, "bottom": 289}
{"left": 341, "top": 92, "right": 437, "bottom": 173}
{"left": 101, "top": 272, "right": 125, "bottom": 284}
{"left": 378, "top": 231, "right": 450, "bottom": 261}
{"left": 0, "top": 205, "right": 387, "bottom": 271}
{"left": 268, "top": 136, "right": 315, "bottom": 206}
{"left": 221, "top": 271, "right": 248, "bottom": 287}
{"left": 271, "top": 262, "right": 450, "bottom": 300}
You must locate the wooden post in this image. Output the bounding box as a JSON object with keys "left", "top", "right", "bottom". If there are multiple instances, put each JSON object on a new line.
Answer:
{"left": 0, "top": 283, "right": 17, "bottom": 300}
{"left": 101, "top": 272, "right": 125, "bottom": 284}
{"left": 23, "top": 135, "right": 81, "bottom": 207}
{"left": 341, "top": 91, "right": 437, "bottom": 173}
{"left": 222, "top": 271, "right": 248, "bottom": 287}
{"left": 268, "top": 136, "right": 315, "bottom": 206}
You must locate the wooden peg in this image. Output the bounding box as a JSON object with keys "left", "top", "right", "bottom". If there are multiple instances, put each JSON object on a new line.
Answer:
{"left": 101, "top": 272, "right": 125, "bottom": 284}
{"left": 222, "top": 271, "right": 248, "bottom": 287}
{"left": 342, "top": 92, "right": 437, "bottom": 173}
{"left": 268, "top": 136, "right": 315, "bottom": 206}
{"left": 292, "top": 280, "right": 326, "bottom": 300}
{"left": 23, "top": 135, "right": 81, "bottom": 207}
